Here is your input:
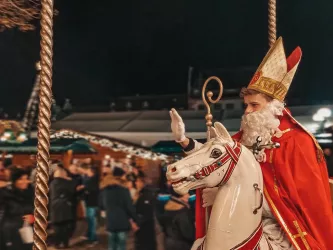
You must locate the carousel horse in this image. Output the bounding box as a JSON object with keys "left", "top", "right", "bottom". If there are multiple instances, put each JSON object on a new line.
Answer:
{"left": 166, "top": 122, "right": 271, "bottom": 250}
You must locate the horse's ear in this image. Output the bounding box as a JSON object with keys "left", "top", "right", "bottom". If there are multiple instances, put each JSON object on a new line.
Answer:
{"left": 214, "top": 122, "right": 233, "bottom": 142}
{"left": 209, "top": 126, "right": 218, "bottom": 139}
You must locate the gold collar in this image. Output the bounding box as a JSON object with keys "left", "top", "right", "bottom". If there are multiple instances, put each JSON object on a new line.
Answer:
{"left": 274, "top": 128, "right": 292, "bottom": 138}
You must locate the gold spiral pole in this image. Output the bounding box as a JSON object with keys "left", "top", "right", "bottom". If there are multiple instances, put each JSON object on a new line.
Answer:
{"left": 201, "top": 76, "right": 223, "bottom": 231}
{"left": 201, "top": 76, "right": 224, "bottom": 140}
{"left": 268, "top": 0, "right": 277, "bottom": 47}
{"left": 33, "top": 0, "right": 54, "bottom": 249}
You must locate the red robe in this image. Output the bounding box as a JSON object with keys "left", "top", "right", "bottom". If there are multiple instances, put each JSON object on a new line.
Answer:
{"left": 195, "top": 109, "right": 333, "bottom": 249}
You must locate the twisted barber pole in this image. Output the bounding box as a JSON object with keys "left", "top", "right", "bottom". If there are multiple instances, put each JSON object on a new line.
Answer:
{"left": 196, "top": 76, "right": 223, "bottom": 238}
{"left": 33, "top": 0, "right": 54, "bottom": 249}
{"left": 268, "top": 0, "right": 277, "bottom": 47}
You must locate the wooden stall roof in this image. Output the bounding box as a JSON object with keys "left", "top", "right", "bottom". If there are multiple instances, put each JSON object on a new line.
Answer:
{"left": 0, "top": 138, "right": 97, "bottom": 154}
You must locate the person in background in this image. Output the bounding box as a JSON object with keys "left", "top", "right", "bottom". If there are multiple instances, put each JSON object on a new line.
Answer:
{"left": 69, "top": 164, "right": 83, "bottom": 186}
{"left": 83, "top": 166, "right": 100, "bottom": 246}
{"left": 127, "top": 165, "right": 139, "bottom": 183}
{"left": 157, "top": 188, "right": 195, "bottom": 250}
{"left": 50, "top": 167, "right": 83, "bottom": 249}
{"left": 0, "top": 161, "right": 10, "bottom": 249}
{"left": 102, "top": 164, "right": 112, "bottom": 177}
{"left": 134, "top": 173, "right": 157, "bottom": 250}
{"left": 67, "top": 164, "right": 84, "bottom": 239}
{"left": 158, "top": 161, "right": 170, "bottom": 194}
{"left": 100, "top": 167, "right": 139, "bottom": 250}
{"left": 1, "top": 167, "right": 34, "bottom": 250}
{"left": 126, "top": 178, "right": 137, "bottom": 200}
{"left": 30, "top": 160, "right": 58, "bottom": 187}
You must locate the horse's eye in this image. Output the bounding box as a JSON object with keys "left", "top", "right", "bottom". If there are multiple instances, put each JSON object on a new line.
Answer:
{"left": 210, "top": 148, "right": 222, "bottom": 159}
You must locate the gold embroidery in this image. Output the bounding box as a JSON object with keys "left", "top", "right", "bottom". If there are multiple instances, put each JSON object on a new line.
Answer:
{"left": 293, "top": 220, "right": 310, "bottom": 250}
{"left": 246, "top": 38, "right": 301, "bottom": 102}
{"left": 274, "top": 128, "right": 292, "bottom": 138}
{"left": 269, "top": 150, "right": 279, "bottom": 194}
{"left": 249, "top": 77, "right": 287, "bottom": 102}
{"left": 274, "top": 183, "right": 279, "bottom": 194}
{"left": 269, "top": 149, "right": 274, "bottom": 164}
{"left": 264, "top": 188, "right": 301, "bottom": 250}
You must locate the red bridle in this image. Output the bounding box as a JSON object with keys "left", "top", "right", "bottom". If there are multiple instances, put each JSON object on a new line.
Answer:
{"left": 193, "top": 141, "right": 242, "bottom": 185}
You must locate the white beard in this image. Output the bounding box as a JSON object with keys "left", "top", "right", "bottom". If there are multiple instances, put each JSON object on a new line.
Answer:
{"left": 240, "top": 99, "right": 284, "bottom": 162}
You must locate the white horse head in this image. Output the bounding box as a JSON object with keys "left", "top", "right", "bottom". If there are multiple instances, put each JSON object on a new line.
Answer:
{"left": 166, "top": 122, "right": 264, "bottom": 250}
{"left": 167, "top": 122, "right": 234, "bottom": 195}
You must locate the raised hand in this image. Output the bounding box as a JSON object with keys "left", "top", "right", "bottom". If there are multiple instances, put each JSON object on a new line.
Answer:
{"left": 23, "top": 214, "right": 35, "bottom": 224}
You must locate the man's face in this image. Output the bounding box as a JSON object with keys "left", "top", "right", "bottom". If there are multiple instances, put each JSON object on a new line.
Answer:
{"left": 132, "top": 168, "right": 139, "bottom": 175}
{"left": 240, "top": 97, "right": 284, "bottom": 153}
{"left": 0, "top": 161, "right": 8, "bottom": 181}
{"left": 14, "top": 174, "right": 30, "bottom": 190}
{"left": 69, "top": 164, "right": 78, "bottom": 174}
{"left": 0, "top": 166, "right": 6, "bottom": 181}
{"left": 135, "top": 178, "right": 145, "bottom": 190}
{"left": 243, "top": 94, "right": 269, "bottom": 115}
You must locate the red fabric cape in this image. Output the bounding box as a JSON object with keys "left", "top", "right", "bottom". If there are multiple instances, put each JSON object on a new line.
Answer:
{"left": 195, "top": 110, "right": 333, "bottom": 249}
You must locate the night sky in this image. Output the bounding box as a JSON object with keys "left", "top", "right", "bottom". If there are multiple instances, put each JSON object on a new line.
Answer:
{"left": 0, "top": 0, "right": 332, "bottom": 115}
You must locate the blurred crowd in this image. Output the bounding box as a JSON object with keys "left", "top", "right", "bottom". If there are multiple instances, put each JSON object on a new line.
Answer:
{"left": 0, "top": 156, "right": 196, "bottom": 250}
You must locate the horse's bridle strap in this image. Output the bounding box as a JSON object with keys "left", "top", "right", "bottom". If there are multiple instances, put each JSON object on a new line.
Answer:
{"left": 194, "top": 142, "right": 242, "bottom": 180}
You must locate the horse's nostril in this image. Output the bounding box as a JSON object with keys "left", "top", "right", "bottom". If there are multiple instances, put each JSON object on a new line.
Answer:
{"left": 171, "top": 167, "right": 177, "bottom": 172}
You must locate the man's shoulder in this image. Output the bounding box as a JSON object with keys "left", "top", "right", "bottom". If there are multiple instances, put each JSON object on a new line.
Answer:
{"left": 277, "top": 128, "right": 318, "bottom": 153}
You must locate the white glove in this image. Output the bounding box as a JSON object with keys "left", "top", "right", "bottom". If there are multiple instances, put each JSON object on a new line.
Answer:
{"left": 202, "top": 187, "right": 219, "bottom": 207}
{"left": 169, "top": 108, "right": 186, "bottom": 143}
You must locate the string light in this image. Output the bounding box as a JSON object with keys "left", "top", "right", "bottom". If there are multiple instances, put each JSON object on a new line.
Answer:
{"left": 51, "top": 129, "right": 169, "bottom": 161}
{"left": 0, "top": 120, "right": 28, "bottom": 143}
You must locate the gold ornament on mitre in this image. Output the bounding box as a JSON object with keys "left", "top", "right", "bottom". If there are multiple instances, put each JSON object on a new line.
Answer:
{"left": 247, "top": 37, "right": 302, "bottom": 102}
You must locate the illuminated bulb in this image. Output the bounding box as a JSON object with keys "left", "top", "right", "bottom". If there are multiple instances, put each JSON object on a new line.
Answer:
{"left": 3, "top": 132, "right": 11, "bottom": 138}
{"left": 317, "top": 108, "right": 332, "bottom": 118}
{"left": 312, "top": 114, "right": 325, "bottom": 122}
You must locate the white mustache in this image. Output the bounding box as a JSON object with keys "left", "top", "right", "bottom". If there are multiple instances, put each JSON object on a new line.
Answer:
{"left": 240, "top": 101, "right": 284, "bottom": 147}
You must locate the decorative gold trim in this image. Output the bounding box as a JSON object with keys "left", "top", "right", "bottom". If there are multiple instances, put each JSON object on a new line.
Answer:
{"left": 273, "top": 128, "right": 292, "bottom": 139}
{"left": 269, "top": 149, "right": 274, "bottom": 164}
{"left": 268, "top": 150, "right": 279, "bottom": 194}
{"left": 249, "top": 76, "right": 287, "bottom": 102}
{"left": 293, "top": 220, "right": 310, "bottom": 250}
{"left": 201, "top": 76, "right": 223, "bottom": 129}
{"left": 264, "top": 188, "right": 301, "bottom": 250}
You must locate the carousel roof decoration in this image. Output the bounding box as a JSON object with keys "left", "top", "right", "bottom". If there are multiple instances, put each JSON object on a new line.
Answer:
{"left": 50, "top": 129, "right": 169, "bottom": 161}
{"left": 0, "top": 120, "right": 28, "bottom": 143}
{"left": 0, "top": 0, "right": 40, "bottom": 31}
{"left": 0, "top": 138, "right": 96, "bottom": 154}
{"left": 0, "top": 0, "right": 58, "bottom": 32}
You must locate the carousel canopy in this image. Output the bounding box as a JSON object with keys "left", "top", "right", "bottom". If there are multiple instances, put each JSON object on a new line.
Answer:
{"left": 0, "top": 138, "right": 96, "bottom": 154}
{"left": 0, "top": 120, "right": 27, "bottom": 143}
